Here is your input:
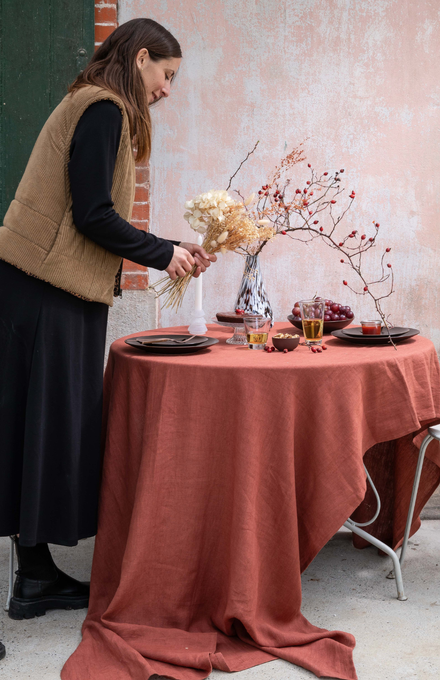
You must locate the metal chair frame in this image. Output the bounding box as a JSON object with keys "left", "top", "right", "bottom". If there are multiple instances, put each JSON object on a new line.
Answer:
{"left": 344, "top": 465, "right": 407, "bottom": 600}
{"left": 398, "top": 423, "right": 440, "bottom": 568}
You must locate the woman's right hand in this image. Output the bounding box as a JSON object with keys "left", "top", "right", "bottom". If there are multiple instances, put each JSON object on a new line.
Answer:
{"left": 165, "top": 245, "right": 196, "bottom": 280}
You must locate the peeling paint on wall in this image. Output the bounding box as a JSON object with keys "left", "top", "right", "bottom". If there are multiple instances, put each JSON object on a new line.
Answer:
{"left": 120, "top": 0, "right": 440, "bottom": 350}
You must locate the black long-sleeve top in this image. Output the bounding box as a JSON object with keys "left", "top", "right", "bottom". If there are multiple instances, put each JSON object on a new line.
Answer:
{"left": 68, "top": 100, "right": 179, "bottom": 271}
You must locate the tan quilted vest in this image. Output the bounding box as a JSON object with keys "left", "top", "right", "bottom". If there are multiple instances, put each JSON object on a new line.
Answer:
{"left": 0, "top": 85, "right": 136, "bottom": 305}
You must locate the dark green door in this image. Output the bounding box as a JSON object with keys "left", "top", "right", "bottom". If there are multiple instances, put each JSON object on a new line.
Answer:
{"left": 0, "top": 0, "right": 95, "bottom": 222}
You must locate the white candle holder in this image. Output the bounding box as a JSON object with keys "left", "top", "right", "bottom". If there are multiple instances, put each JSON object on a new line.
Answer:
{"left": 188, "top": 235, "right": 207, "bottom": 335}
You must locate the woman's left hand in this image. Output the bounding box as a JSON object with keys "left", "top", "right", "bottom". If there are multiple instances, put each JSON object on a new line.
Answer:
{"left": 179, "top": 242, "right": 217, "bottom": 278}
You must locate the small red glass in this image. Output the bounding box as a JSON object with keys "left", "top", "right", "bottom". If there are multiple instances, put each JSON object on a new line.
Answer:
{"left": 360, "top": 320, "right": 382, "bottom": 335}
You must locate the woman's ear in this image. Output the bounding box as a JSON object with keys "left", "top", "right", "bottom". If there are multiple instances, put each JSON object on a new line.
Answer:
{"left": 136, "top": 48, "right": 150, "bottom": 70}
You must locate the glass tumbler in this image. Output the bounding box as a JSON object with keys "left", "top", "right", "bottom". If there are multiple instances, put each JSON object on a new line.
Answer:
{"left": 299, "top": 299, "right": 325, "bottom": 346}
{"left": 243, "top": 316, "right": 271, "bottom": 350}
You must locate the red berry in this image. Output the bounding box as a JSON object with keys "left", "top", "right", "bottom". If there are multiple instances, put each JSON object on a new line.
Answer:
{"left": 309, "top": 210, "right": 313, "bottom": 215}
{"left": 352, "top": 230, "right": 357, "bottom": 234}
{"left": 265, "top": 191, "right": 269, "bottom": 196}
{"left": 386, "top": 247, "right": 391, "bottom": 252}
{"left": 258, "top": 190, "right": 263, "bottom": 195}
{"left": 303, "top": 189, "right": 308, "bottom": 194}
{"left": 361, "top": 234, "right": 366, "bottom": 240}
{"left": 283, "top": 348, "right": 289, "bottom": 353}
{"left": 314, "top": 220, "right": 319, "bottom": 224}
{"left": 387, "top": 263, "right": 392, "bottom": 268}
{"left": 339, "top": 242, "right": 343, "bottom": 246}
{"left": 340, "top": 259, "right": 344, "bottom": 263}
{"left": 349, "top": 234, "right": 355, "bottom": 238}
{"left": 331, "top": 200, "right": 336, "bottom": 204}
{"left": 316, "top": 347, "right": 322, "bottom": 353}
{"left": 306, "top": 181, "right": 311, "bottom": 185}
{"left": 308, "top": 163, "right": 311, "bottom": 167}
{"left": 340, "top": 169, "right": 345, "bottom": 173}
{"left": 309, "top": 191, "right": 314, "bottom": 196}
{"left": 323, "top": 172, "right": 328, "bottom": 176}
{"left": 296, "top": 189, "right": 301, "bottom": 194}
{"left": 303, "top": 201, "right": 309, "bottom": 206}
{"left": 343, "top": 280, "right": 348, "bottom": 285}
{"left": 376, "top": 223, "right": 380, "bottom": 227}
{"left": 319, "top": 227, "right": 324, "bottom": 231}
{"left": 363, "top": 286, "right": 368, "bottom": 291}
{"left": 322, "top": 344, "right": 328, "bottom": 350}
{"left": 311, "top": 346, "right": 317, "bottom": 353}
{"left": 281, "top": 230, "right": 287, "bottom": 235}
{"left": 369, "top": 237, "right": 374, "bottom": 242}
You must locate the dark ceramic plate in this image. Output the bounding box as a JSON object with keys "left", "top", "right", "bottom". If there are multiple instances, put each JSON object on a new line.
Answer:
{"left": 125, "top": 335, "right": 219, "bottom": 354}
{"left": 343, "top": 326, "right": 410, "bottom": 338}
{"left": 331, "top": 328, "right": 420, "bottom": 344}
{"left": 287, "top": 314, "right": 354, "bottom": 333}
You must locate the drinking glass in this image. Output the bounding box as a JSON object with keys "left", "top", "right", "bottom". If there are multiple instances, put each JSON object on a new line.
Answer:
{"left": 360, "top": 320, "right": 382, "bottom": 335}
{"left": 243, "top": 316, "right": 271, "bottom": 350}
{"left": 299, "top": 299, "right": 325, "bottom": 346}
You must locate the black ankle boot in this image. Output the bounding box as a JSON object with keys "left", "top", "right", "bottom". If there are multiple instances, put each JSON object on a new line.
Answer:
{"left": 0, "top": 640, "right": 5, "bottom": 660}
{"left": 8, "top": 537, "right": 90, "bottom": 620}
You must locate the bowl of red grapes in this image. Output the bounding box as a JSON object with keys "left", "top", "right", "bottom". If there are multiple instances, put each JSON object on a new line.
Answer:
{"left": 288, "top": 298, "right": 354, "bottom": 332}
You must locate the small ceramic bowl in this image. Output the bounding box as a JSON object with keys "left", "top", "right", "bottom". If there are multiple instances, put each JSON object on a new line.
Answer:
{"left": 272, "top": 335, "right": 300, "bottom": 352}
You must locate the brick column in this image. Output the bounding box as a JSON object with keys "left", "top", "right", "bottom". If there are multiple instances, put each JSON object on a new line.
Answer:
{"left": 123, "top": 164, "right": 150, "bottom": 290}
{"left": 95, "top": 1, "right": 150, "bottom": 290}
{"left": 94, "top": 1, "right": 118, "bottom": 46}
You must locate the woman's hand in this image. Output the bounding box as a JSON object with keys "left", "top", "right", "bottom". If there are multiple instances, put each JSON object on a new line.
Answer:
{"left": 171, "top": 242, "right": 217, "bottom": 279}
{"left": 165, "top": 245, "right": 196, "bottom": 280}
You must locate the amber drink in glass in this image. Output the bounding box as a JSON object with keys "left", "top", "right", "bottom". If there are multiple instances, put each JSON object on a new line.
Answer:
{"left": 243, "top": 316, "right": 271, "bottom": 350}
{"left": 299, "top": 299, "right": 325, "bottom": 346}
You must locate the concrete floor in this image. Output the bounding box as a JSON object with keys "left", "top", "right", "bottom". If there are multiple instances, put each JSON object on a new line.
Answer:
{"left": 0, "top": 523, "right": 439, "bottom": 680}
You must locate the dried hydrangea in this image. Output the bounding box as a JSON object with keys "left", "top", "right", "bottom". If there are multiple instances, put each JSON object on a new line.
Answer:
{"left": 183, "top": 190, "right": 237, "bottom": 234}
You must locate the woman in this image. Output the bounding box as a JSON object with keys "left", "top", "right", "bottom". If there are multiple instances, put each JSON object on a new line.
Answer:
{"left": 0, "top": 17, "right": 214, "bottom": 644}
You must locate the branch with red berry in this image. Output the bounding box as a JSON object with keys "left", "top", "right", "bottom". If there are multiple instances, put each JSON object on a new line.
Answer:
{"left": 227, "top": 146, "right": 396, "bottom": 347}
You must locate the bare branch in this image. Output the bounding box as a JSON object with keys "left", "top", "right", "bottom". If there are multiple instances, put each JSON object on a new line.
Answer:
{"left": 226, "top": 141, "right": 260, "bottom": 191}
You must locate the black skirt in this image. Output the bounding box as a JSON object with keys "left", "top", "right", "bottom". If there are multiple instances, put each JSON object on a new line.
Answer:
{"left": 0, "top": 260, "right": 108, "bottom": 546}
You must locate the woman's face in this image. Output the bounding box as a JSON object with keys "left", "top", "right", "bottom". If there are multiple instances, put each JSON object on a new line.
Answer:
{"left": 136, "top": 49, "right": 181, "bottom": 104}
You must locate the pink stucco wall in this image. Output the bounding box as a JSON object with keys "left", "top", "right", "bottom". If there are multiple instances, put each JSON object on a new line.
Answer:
{"left": 120, "top": 0, "right": 440, "bottom": 350}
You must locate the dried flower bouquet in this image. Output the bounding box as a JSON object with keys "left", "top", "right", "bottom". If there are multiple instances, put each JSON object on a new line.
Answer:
{"left": 151, "top": 189, "right": 274, "bottom": 310}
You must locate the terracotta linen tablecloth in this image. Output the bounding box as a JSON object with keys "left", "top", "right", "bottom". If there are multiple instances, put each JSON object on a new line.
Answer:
{"left": 62, "top": 323, "right": 440, "bottom": 680}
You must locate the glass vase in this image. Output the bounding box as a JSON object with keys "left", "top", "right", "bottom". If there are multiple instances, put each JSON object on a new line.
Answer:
{"left": 235, "top": 254, "right": 274, "bottom": 325}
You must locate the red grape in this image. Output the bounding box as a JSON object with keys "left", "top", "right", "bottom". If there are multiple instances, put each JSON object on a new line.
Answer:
{"left": 346, "top": 310, "right": 354, "bottom": 319}
{"left": 330, "top": 303, "right": 340, "bottom": 313}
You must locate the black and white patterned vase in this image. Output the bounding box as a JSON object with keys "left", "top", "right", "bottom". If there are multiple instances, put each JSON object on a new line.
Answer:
{"left": 234, "top": 254, "right": 274, "bottom": 325}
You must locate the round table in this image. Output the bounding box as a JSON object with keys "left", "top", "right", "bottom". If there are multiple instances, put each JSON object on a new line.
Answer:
{"left": 63, "top": 323, "right": 440, "bottom": 680}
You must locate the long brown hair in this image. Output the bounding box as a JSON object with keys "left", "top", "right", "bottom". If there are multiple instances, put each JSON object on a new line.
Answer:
{"left": 69, "top": 19, "right": 182, "bottom": 162}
